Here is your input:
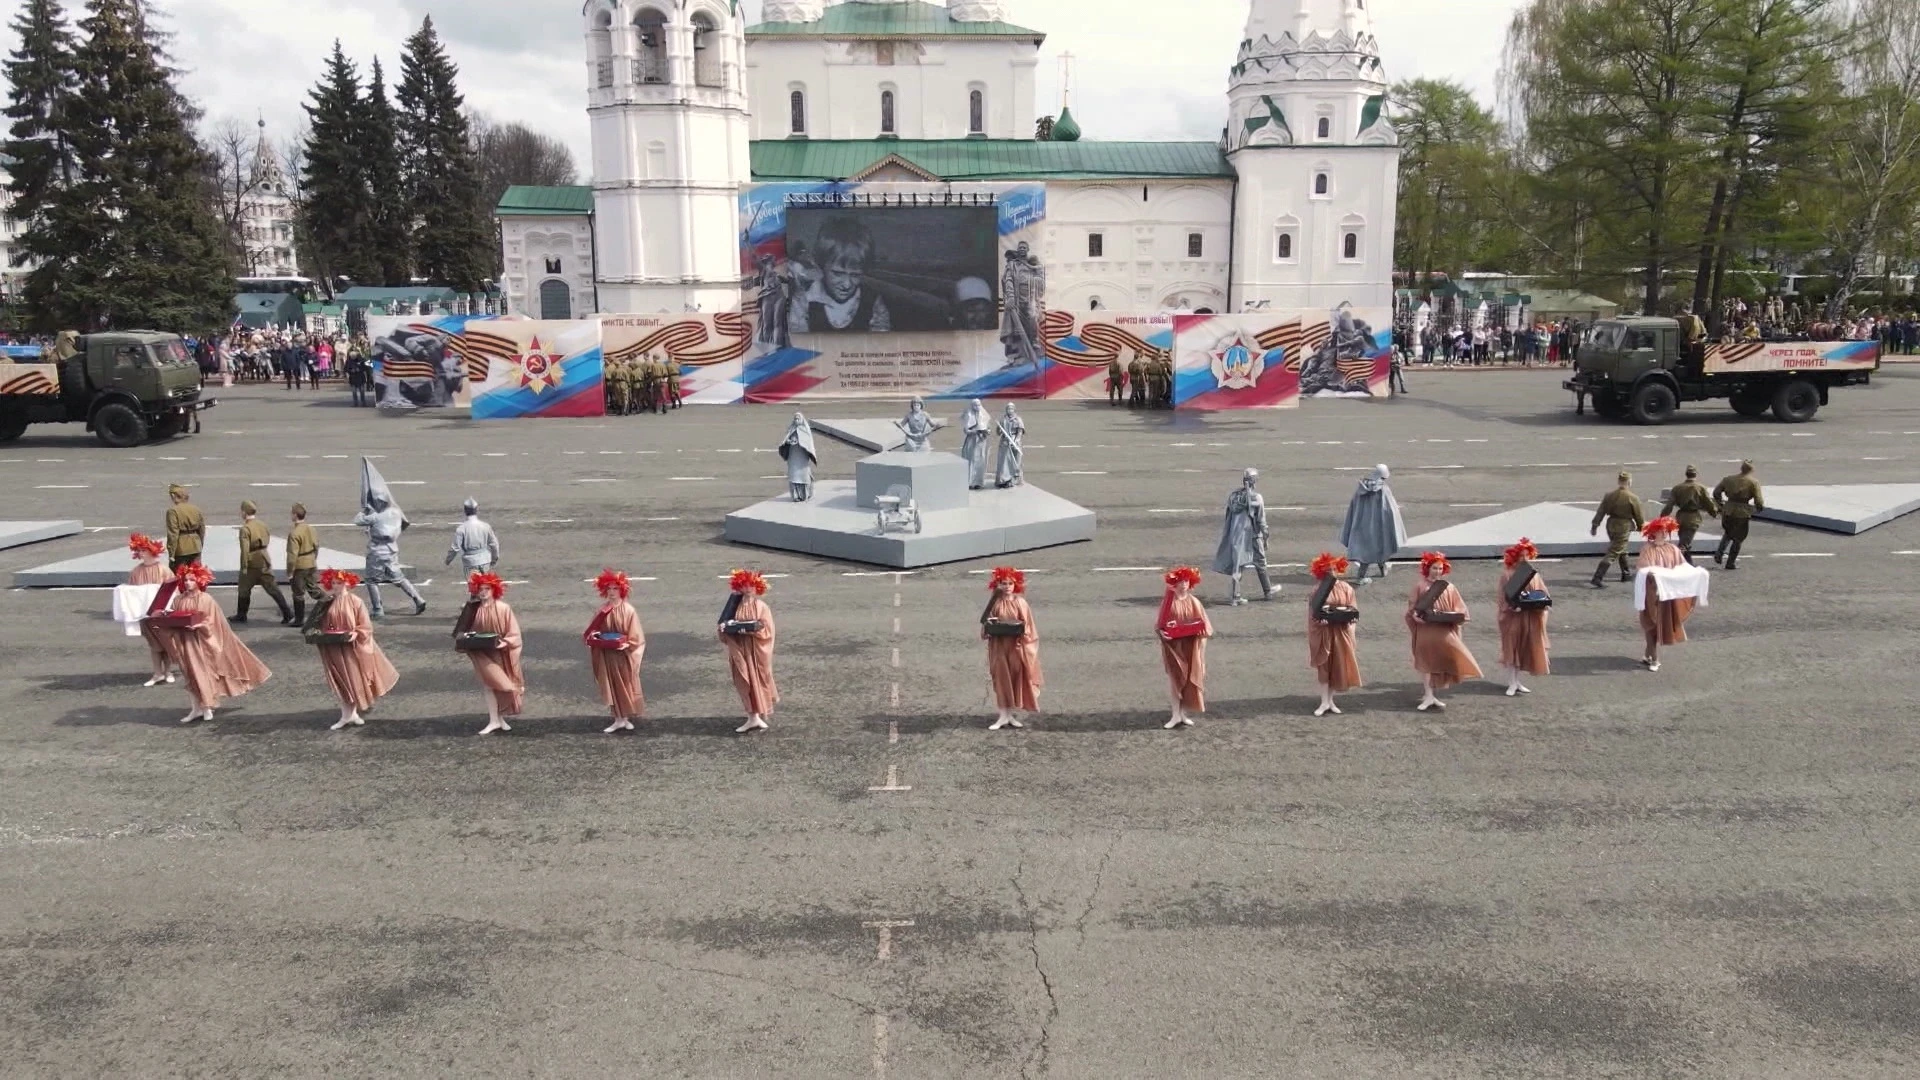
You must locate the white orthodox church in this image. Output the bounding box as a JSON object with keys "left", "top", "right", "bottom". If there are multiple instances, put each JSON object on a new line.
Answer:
{"left": 239, "top": 120, "right": 300, "bottom": 278}
{"left": 495, "top": 0, "right": 1398, "bottom": 320}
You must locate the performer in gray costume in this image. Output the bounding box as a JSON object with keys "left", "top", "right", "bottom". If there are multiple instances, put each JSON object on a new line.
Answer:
{"left": 894, "top": 397, "right": 945, "bottom": 452}
{"left": 995, "top": 403, "right": 1026, "bottom": 488}
{"left": 1340, "top": 463, "right": 1407, "bottom": 584}
{"left": 779, "top": 412, "right": 818, "bottom": 502}
{"left": 354, "top": 457, "right": 427, "bottom": 617}
{"left": 959, "top": 399, "right": 993, "bottom": 489}
{"left": 1212, "top": 468, "right": 1275, "bottom": 605}
{"left": 445, "top": 498, "right": 501, "bottom": 573}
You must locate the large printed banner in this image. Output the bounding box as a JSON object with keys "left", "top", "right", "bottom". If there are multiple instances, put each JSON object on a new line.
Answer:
{"left": 468, "top": 319, "right": 605, "bottom": 420}
{"left": 599, "top": 312, "right": 754, "bottom": 404}
{"left": 740, "top": 181, "right": 1049, "bottom": 402}
{"left": 1034, "top": 312, "right": 1176, "bottom": 400}
{"left": 366, "top": 314, "right": 517, "bottom": 411}
{"left": 1703, "top": 338, "right": 1879, "bottom": 374}
{"left": 1170, "top": 306, "right": 1392, "bottom": 409}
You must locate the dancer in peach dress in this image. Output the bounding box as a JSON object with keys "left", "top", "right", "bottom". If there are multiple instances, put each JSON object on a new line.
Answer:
{"left": 1156, "top": 566, "right": 1213, "bottom": 729}
{"left": 1635, "top": 516, "right": 1699, "bottom": 672}
{"left": 125, "top": 533, "right": 177, "bottom": 686}
{"left": 1495, "top": 538, "right": 1551, "bottom": 697}
{"left": 1307, "top": 552, "right": 1362, "bottom": 716}
{"left": 312, "top": 569, "right": 399, "bottom": 729}
{"left": 586, "top": 569, "right": 646, "bottom": 734}
{"left": 159, "top": 562, "right": 272, "bottom": 724}
{"left": 1405, "top": 551, "right": 1481, "bottom": 712}
{"left": 456, "top": 572, "right": 524, "bottom": 735}
{"left": 982, "top": 566, "right": 1041, "bottom": 730}
{"left": 719, "top": 569, "right": 777, "bottom": 734}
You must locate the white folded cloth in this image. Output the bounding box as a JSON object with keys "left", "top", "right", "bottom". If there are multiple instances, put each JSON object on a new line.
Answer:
{"left": 1634, "top": 565, "right": 1710, "bottom": 612}
{"left": 112, "top": 583, "right": 161, "bottom": 636}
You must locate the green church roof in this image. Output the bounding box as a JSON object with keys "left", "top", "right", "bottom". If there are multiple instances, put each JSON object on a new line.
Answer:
{"left": 495, "top": 185, "right": 594, "bottom": 216}
{"left": 748, "top": 1, "right": 1043, "bottom": 40}
{"left": 750, "top": 138, "right": 1231, "bottom": 181}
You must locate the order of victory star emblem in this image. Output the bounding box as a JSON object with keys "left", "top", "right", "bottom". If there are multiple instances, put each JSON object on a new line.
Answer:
{"left": 510, "top": 337, "right": 565, "bottom": 394}
{"left": 1208, "top": 332, "right": 1266, "bottom": 391}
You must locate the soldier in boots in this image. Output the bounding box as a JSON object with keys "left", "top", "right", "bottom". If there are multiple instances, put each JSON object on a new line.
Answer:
{"left": 286, "top": 503, "right": 323, "bottom": 628}
{"left": 1713, "top": 460, "right": 1765, "bottom": 569}
{"left": 1659, "top": 465, "right": 1719, "bottom": 564}
{"left": 234, "top": 500, "right": 293, "bottom": 625}
{"left": 1588, "top": 472, "right": 1645, "bottom": 588}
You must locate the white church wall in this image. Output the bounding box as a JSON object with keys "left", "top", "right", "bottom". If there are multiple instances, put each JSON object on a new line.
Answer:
{"left": 746, "top": 37, "right": 1038, "bottom": 141}
{"left": 502, "top": 216, "right": 597, "bottom": 319}
{"left": 1230, "top": 144, "right": 1398, "bottom": 312}
{"left": 1043, "top": 180, "right": 1233, "bottom": 313}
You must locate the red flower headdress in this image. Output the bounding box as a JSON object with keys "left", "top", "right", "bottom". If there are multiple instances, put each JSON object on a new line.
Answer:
{"left": 1309, "top": 552, "right": 1350, "bottom": 580}
{"left": 468, "top": 571, "right": 507, "bottom": 597}
{"left": 127, "top": 532, "right": 165, "bottom": 558}
{"left": 1163, "top": 565, "right": 1202, "bottom": 589}
{"left": 1419, "top": 551, "right": 1452, "bottom": 578}
{"left": 988, "top": 566, "right": 1026, "bottom": 593}
{"left": 1503, "top": 537, "right": 1539, "bottom": 567}
{"left": 728, "top": 569, "right": 768, "bottom": 595}
{"left": 1642, "top": 516, "right": 1681, "bottom": 539}
{"left": 179, "top": 562, "right": 214, "bottom": 589}
{"left": 596, "top": 568, "right": 631, "bottom": 598}
{"left": 319, "top": 568, "right": 361, "bottom": 591}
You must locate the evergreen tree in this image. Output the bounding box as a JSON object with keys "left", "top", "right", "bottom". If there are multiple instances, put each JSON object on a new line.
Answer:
{"left": 360, "top": 57, "right": 411, "bottom": 287}
{"left": 397, "top": 17, "right": 492, "bottom": 291}
{"left": 2, "top": 0, "right": 80, "bottom": 328}
{"left": 57, "top": 0, "right": 234, "bottom": 331}
{"left": 299, "top": 42, "right": 377, "bottom": 289}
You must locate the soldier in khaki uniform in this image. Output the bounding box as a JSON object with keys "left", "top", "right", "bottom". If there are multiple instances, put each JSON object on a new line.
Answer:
{"left": 650, "top": 356, "right": 672, "bottom": 414}
{"left": 1588, "top": 471, "right": 1646, "bottom": 588}
{"left": 286, "top": 502, "right": 322, "bottom": 627}
{"left": 610, "top": 358, "right": 631, "bottom": 415}
{"left": 1659, "top": 465, "right": 1719, "bottom": 564}
{"left": 1127, "top": 355, "right": 1146, "bottom": 407}
{"left": 665, "top": 357, "right": 682, "bottom": 409}
{"left": 234, "top": 500, "right": 293, "bottom": 624}
{"left": 1158, "top": 357, "right": 1178, "bottom": 407}
{"left": 165, "top": 484, "right": 206, "bottom": 570}
{"left": 1713, "top": 460, "right": 1765, "bottom": 570}
{"left": 1106, "top": 355, "right": 1125, "bottom": 406}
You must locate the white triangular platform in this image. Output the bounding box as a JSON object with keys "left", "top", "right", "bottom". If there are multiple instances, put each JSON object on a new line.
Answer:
{"left": 0, "top": 520, "right": 82, "bottom": 551}
{"left": 811, "top": 419, "right": 909, "bottom": 454}
{"left": 1758, "top": 484, "right": 1920, "bottom": 535}
{"left": 1394, "top": 502, "right": 1718, "bottom": 560}
{"left": 12, "top": 526, "right": 394, "bottom": 588}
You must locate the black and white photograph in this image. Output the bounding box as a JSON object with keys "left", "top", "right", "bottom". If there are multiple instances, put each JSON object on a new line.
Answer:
{"left": 782, "top": 205, "right": 1001, "bottom": 335}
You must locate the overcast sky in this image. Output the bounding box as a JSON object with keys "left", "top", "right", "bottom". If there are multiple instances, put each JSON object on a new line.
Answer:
{"left": 8, "top": 0, "right": 1526, "bottom": 176}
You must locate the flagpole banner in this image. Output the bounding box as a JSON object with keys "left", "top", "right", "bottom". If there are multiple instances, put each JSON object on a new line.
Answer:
{"left": 468, "top": 320, "right": 605, "bottom": 420}
{"left": 366, "top": 314, "right": 515, "bottom": 411}
{"left": 599, "top": 313, "right": 754, "bottom": 404}
{"left": 1032, "top": 312, "right": 1176, "bottom": 400}
{"left": 739, "top": 181, "right": 1048, "bottom": 401}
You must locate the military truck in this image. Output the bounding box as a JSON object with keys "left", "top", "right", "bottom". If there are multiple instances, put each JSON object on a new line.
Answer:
{"left": 0, "top": 331, "right": 212, "bottom": 447}
{"left": 1564, "top": 316, "right": 1879, "bottom": 424}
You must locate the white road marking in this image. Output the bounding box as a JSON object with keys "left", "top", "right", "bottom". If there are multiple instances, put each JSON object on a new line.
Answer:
{"left": 711, "top": 573, "right": 791, "bottom": 579}
{"left": 388, "top": 480, "right": 424, "bottom": 485}
{"left": 892, "top": 617, "right": 900, "bottom": 635}
{"left": 715, "top": 448, "right": 742, "bottom": 454}
{"left": 1170, "top": 442, "right": 1196, "bottom": 448}
{"left": 1426, "top": 438, "right": 1452, "bottom": 443}
{"left": 444, "top": 452, "right": 468, "bottom": 457}
{"left": 1864, "top": 456, "right": 1894, "bottom": 461}
{"left": 563, "top": 450, "right": 584, "bottom": 455}
{"left": 1147, "top": 508, "right": 1202, "bottom": 514}
{"left": 1465, "top": 438, "right": 1489, "bottom": 443}
{"left": 1893, "top": 551, "right": 1920, "bottom": 556}
{"left": 891, "top": 648, "right": 900, "bottom": 668}
{"left": 669, "top": 476, "right": 713, "bottom": 481}
{"left": 1059, "top": 470, "right": 1107, "bottom": 475}
{"left": 35, "top": 484, "right": 87, "bottom": 489}
{"left": 157, "top": 456, "right": 185, "bottom": 461}
{"left": 34, "top": 458, "right": 63, "bottom": 463}
{"left": 1318, "top": 440, "right": 1345, "bottom": 445}
{"left": 598, "top": 450, "right": 623, "bottom": 455}
{"left": 285, "top": 454, "right": 311, "bottom": 459}
{"left": 1770, "top": 552, "right": 1833, "bottom": 558}
{"left": 1418, "top": 465, "right": 1464, "bottom": 470}
{"left": 322, "top": 454, "right": 347, "bottom": 459}
{"left": 966, "top": 568, "right": 1048, "bottom": 574}
{"left": 1515, "top": 463, "right": 1570, "bottom": 468}
{"left": 637, "top": 450, "right": 659, "bottom": 454}
{"left": 249, "top": 482, "right": 298, "bottom": 487}
{"left": 1623, "top": 461, "right": 1660, "bottom": 466}
{"left": 83, "top": 526, "right": 128, "bottom": 532}
{"left": 1576, "top": 437, "right": 1598, "bottom": 442}
{"left": 1095, "top": 566, "right": 1163, "bottom": 572}
{"left": 1056, "top": 444, "right": 1081, "bottom": 449}
{"left": 1334, "top": 466, "right": 1370, "bottom": 471}
{"left": 645, "top": 516, "right": 680, "bottom": 522}
{"left": 576, "top": 478, "right": 622, "bottom": 483}
{"left": 888, "top": 717, "right": 899, "bottom": 741}
{"left": 1791, "top": 432, "right": 1814, "bottom": 437}
{"left": 1207, "top": 442, "right": 1230, "bottom": 447}
{"left": 1450, "top": 503, "right": 1502, "bottom": 508}
{"left": 1682, "top": 435, "right": 1709, "bottom": 439}
{"left": 515, "top": 519, "right": 574, "bottom": 525}
{"left": 1270, "top": 506, "right": 1305, "bottom": 511}
{"left": 482, "top": 452, "right": 507, "bottom": 458}
{"left": 868, "top": 764, "right": 911, "bottom": 792}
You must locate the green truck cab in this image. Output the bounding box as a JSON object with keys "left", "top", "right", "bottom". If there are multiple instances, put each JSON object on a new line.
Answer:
{"left": 1563, "top": 315, "right": 1878, "bottom": 425}
{"left": 0, "top": 331, "right": 213, "bottom": 447}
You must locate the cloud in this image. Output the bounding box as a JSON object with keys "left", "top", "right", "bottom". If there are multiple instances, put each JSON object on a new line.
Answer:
{"left": 5, "top": 0, "right": 1527, "bottom": 178}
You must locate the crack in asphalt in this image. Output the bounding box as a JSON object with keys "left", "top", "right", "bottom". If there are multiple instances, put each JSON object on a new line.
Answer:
{"left": 1073, "top": 833, "right": 1120, "bottom": 948}
{"left": 1012, "top": 859, "right": 1059, "bottom": 1079}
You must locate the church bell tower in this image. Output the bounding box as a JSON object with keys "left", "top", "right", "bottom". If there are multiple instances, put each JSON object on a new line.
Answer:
{"left": 1226, "top": 0, "right": 1399, "bottom": 314}
{"left": 584, "top": 0, "right": 752, "bottom": 313}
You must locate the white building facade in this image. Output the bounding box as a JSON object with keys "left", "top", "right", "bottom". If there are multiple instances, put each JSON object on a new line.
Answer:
{"left": 239, "top": 121, "right": 300, "bottom": 278}
{"left": 508, "top": 0, "right": 1398, "bottom": 318}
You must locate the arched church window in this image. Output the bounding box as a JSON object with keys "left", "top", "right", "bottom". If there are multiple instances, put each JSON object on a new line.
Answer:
{"left": 1316, "top": 116, "right": 1330, "bottom": 139}
{"left": 1314, "top": 172, "right": 1330, "bottom": 196}
{"left": 1344, "top": 232, "right": 1359, "bottom": 260}
{"left": 969, "top": 90, "right": 985, "bottom": 135}
{"left": 591, "top": 11, "right": 614, "bottom": 89}
{"left": 691, "top": 13, "right": 722, "bottom": 88}
{"left": 790, "top": 90, "right": 807, "bottom": 135}
{"left": 1276, "top": 232, "right": 1294, "bottom": 260}
{"left": 633, "top": 9, "right": 667, "bottom": 84}
{"left": 880, "top": 89, "right": 896, "bottom": 135}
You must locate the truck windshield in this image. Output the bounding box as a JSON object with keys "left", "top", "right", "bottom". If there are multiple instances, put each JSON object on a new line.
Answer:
{"left": 149, "top": 341, "right": 192, "bottom": 366}
{"left": 1587, "top": 324, "right": 1624, "bottom": 351}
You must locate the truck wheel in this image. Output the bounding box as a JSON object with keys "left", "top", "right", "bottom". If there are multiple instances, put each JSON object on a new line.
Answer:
{"left": 0, "top": 412, "right": 26, "bottom": 443}
{"left": 150, "top": 414, "right": 185, "bottom": 440}
{"left": 93, "top": 402, "right": 149, "bottom": 448}
{"left": 1772, "top": 379, "right": 1820, "bottom": 423}
{"left": 1630, "top": 383, "right": 1677, "bottom": 425}
{"left": 1731, "top": 393, "right": 1770, "bottom": 418}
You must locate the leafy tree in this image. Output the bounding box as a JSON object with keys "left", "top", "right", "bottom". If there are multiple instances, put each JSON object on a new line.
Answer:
{"left": 1, "top": 0, "right": 79, "bottom": 327}
{"left": 55, "top": 0, "right": 234, "bottom": 330}
{"left": 397, "top": 17, "right": 492, "bottom": 291}
{"left": 299, "top": 42, "right": 376, "bottom": 288}
{"left": 360, "top": 57, "right": 411, "bottom": 286}
{"left": 1392, "top": 79, "right": 1506, "bottom": 294}
{"left": 469, "top": 113, "right": 578, "bottom": 275}
{"left": 1815, "top": 0, "right": 1920, "bottom": 314}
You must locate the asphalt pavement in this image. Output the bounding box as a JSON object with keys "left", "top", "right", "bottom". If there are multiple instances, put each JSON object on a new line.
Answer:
{"left": 3, "top": 369, "right": 1919, "bottom": 1078}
